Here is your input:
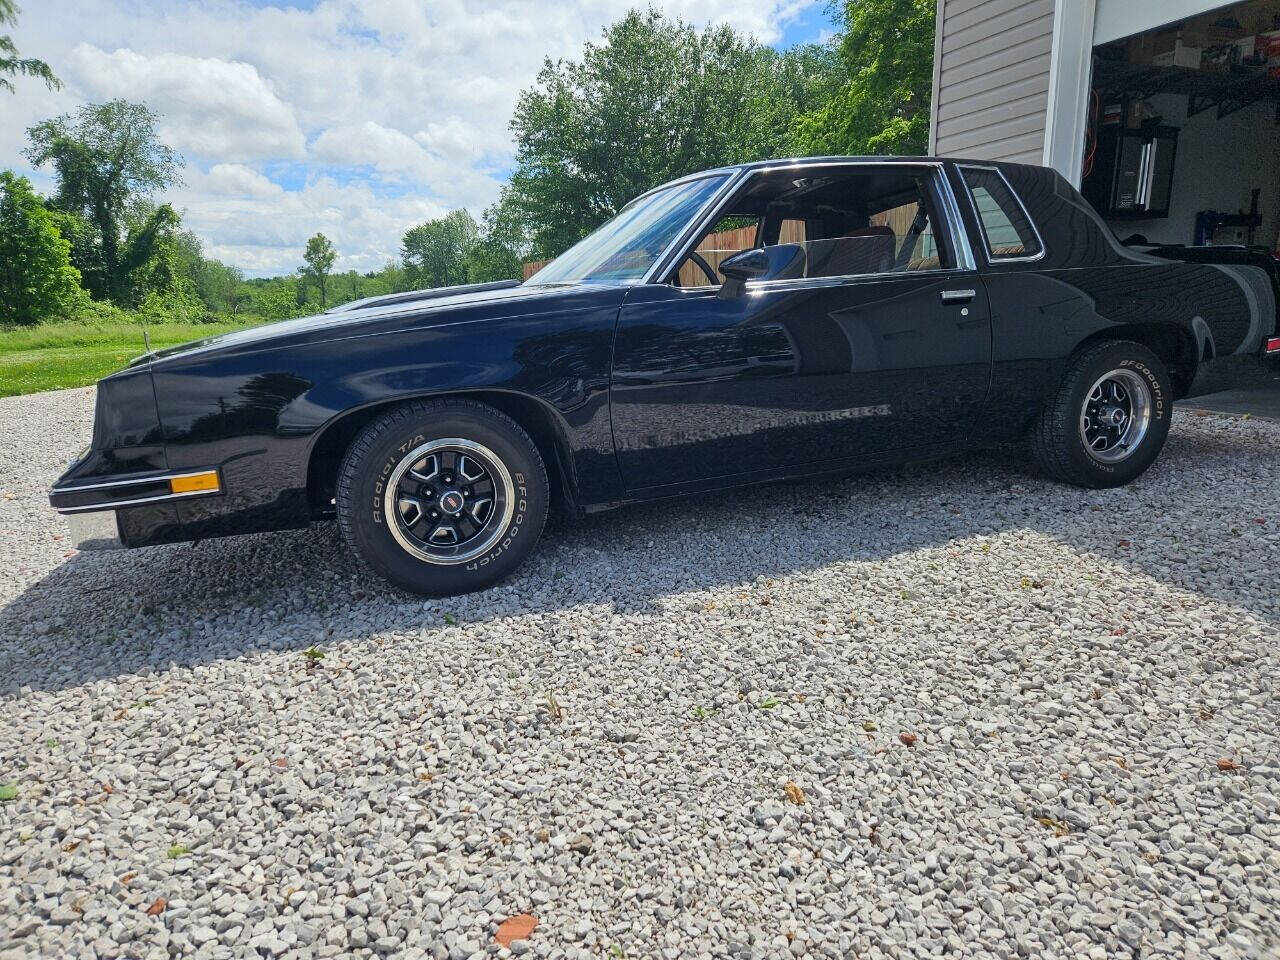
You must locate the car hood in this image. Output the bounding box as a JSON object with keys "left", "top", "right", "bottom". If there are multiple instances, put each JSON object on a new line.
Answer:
{"left": 140, "top": 280, "right": 611, "bottom": 367}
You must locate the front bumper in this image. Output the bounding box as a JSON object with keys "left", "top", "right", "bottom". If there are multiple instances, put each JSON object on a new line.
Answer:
{"left": 65, "top": 510, "right": 125, "bottom": 551}
{"left": 49, "top": 467, "right": 223, "bottom": 514}
{"left": 51, "top": 456, "right": 225, "bottom": 551}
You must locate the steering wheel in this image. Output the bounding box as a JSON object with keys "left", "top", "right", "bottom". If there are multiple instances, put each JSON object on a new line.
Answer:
{"left": 685, "top": 250, "right": 720, "bottom": 286}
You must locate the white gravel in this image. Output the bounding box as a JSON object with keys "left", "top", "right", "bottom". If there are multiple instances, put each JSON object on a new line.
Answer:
{"left": 2, "top": 385, "right": 1279, "bottom": 960}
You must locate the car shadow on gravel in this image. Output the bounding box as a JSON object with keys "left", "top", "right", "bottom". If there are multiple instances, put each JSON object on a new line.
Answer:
{"left": 2, "top": 422, "right": 1277, "bottom": 695}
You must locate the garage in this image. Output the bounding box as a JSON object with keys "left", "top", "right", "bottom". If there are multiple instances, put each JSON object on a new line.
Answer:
{"left": 931, "top": 0, "right": 1280, "bottom": 258}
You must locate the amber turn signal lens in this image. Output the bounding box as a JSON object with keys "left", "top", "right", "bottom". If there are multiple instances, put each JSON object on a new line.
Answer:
{"left": 170, "top": 471, "right": 220, "bottom": 494}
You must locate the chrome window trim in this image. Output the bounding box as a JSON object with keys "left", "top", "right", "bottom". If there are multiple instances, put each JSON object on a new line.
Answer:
{"left": 956, "top": 163, "right": 1047, "bottom": 265}
{"left": 52, "top": 469, "right": 218, "bottom": 495}
{"left": 672, "top": 266, "right": 977, "bottom": 297}
{"left": 933, "top": 164, "right": 977, "bottom": 272}
{"left": 654, "top": 160, "right": 977, "bottom": 290}
{"left": 745, "top": 267, "right": 975, "bottom": 295}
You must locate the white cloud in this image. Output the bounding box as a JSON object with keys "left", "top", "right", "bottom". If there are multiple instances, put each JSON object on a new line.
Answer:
{"left": 313, "top": 121, "right": 445, "bottom": 181}
{"left": 0, "top": 0, "right": 821, "bottom": 276}
{"left": 172, "top": 177, "right": 450, "bottom": 274}
{"left": 66, "top": 45, "right": 306, "bottom": 161}
{"left": 414, "top": 118, "right": 504, "bottom": 168}
{"left": 202, "top": 163, "right": 284, "bottom": 198}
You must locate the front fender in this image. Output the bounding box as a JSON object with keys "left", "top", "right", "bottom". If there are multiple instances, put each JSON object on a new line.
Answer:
{"left": 146, "top": 291, "right": 623, "bottom": 539}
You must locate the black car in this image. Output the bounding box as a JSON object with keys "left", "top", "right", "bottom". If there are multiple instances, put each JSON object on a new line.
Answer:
{"left": 51, "top": 157, "right": 1280, "bottom": 595}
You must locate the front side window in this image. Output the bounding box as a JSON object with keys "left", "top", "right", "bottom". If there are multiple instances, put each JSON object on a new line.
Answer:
{"left": 959, "top": 166, "right": 1042, "bottom": 261}
{"left": 526, "top": 174, "right": 730, "bottom": 286}
{"left": 670, "top": 166, "right": 955, "bottom": 286}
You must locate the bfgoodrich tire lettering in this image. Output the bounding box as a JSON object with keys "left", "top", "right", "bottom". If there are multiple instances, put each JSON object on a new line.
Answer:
{"left": 336, "top": 398, "right": 549, "bottom": 595}
{"left": 1030, "top": 340, "right": 1173, "bottom": 489}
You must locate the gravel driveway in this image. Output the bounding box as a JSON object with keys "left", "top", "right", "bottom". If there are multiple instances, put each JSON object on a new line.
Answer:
{"left": 2, "top": 387, "right": 1278, "bottom": 960}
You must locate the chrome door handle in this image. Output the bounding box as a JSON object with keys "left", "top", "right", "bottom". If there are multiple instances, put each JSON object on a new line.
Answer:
{"left": 941, "top": 289, "right": 976, "bottom": 304}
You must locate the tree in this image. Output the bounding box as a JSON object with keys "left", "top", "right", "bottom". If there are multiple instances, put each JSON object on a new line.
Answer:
{"left": 250, "top": 276, "right": 307, "bottom": 321}
{"left": 120, "top": 202, "right": 183, "bottom": 291}
{"left": 24, "top": 99, "right": 183, "bottom": 303}
{"left": 129, "top": 209, "right": 207, "bottom": 322}
{"left": 1, "top": 0, "right": 59, "bottom": 94}
{"left": 195, "top": 258, "right": 247, "bottom": 315}
{"left": 461, "top": 201, "right": 531, "bottom": 283}
{"left": 495, "top": 9, "right": 838, "bottom": 259}
{"left": 790, "top": 0, "right": 936, "bottom": 157}
{"left": 401, "top": 210, "right": 477, "bottom": 289}
{"left": 0, "top": 171, "right": 82, "bottom": 325}
{"left": 464, "top": 235, "right": 523, "bottom": 284}
{"left": 299, "top": 233, "right": 337, "bottom": 308}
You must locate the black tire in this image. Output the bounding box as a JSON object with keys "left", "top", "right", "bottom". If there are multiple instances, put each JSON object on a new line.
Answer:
{"left": 1030, "top": 339, "right": 1173, "bottom": 489}
{"left": 336, "top": 398, "right": 549, "bottom": 596}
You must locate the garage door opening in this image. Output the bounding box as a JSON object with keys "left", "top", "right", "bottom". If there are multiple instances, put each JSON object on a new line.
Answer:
{"left": 1084, "top": 0, "right": 1280, "bottom": 260}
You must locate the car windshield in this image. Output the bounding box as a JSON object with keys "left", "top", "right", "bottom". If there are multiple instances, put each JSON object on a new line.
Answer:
{"left": 524, "top": 174, "right": 731, "bottom": 286}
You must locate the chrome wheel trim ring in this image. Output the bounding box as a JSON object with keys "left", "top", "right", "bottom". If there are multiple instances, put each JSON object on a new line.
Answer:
{"left": 383, "top": 438, "right": 515, "bottom": 566}
{"left": 1079, "top": 368, "right": 1152, "bottom": 464}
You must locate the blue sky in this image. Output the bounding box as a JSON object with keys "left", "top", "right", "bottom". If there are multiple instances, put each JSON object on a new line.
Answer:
{"left": 778, "top": 4, "right": 839, "bottom": 48}
{"left": 0, "top": 0, "right": 835, "bottom": 277}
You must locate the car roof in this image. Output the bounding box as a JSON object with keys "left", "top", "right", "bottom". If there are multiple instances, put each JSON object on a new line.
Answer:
{"left": 637, "top": 155, "right": 1032, "bottom": 201}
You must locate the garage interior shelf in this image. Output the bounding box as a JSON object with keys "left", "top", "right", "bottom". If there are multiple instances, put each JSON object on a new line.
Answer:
{"left": 1093, "top": 59, "right": 1280, "bottom": 124}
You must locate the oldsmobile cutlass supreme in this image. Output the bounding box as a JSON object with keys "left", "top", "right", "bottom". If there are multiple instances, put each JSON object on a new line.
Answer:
{"left": 51, "top": 157, "right": 1280, "bottom": 595}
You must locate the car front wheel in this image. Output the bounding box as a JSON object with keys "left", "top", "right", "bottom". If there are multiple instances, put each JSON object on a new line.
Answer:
{"left": 336, "top": 398, "right": 549, "bottom": 595}
{"left": 1030, "top": 339, "right": 1173, "bottom": 488}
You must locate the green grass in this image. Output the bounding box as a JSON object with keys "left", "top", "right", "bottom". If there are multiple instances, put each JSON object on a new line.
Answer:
{"left": 0, "top": 320, "right": 263, "bottom": 398}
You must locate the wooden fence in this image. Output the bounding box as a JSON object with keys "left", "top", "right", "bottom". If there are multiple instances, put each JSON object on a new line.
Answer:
{"left": 522, "top": 259, "right": 550, "bottom": 280}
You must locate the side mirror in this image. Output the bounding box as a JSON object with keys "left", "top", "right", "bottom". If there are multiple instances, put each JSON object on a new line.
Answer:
{"left": 719, "top": 248, "right": 771, "bottom": 284}
{"left": 718, "top": 244, "right": 806, "bottom": 298}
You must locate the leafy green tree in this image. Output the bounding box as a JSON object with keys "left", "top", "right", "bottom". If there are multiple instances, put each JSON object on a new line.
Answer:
{"left": 495, "top": 9, "right": 838, "bottom": 259}
{"left": 250, "top": 276, "right": 307, "bottom": 321}
{"left": 45, "top": 207, "right": 101, "bottom": 290}
{"left": 333, "top": 270, "right": 365, "bottom": 304}
{"left": 299, "top": 232, "right": 337, "bottom": 308}
{"left": 158, "top": 228, "right": 254, "bottom": 315}
{"left": 372, "top": 260, "right": 410, "bottom": 295}
{"left": 129, "top": 214, "right": 208, "bottom": 322}
{"left": 401, "top": 210, "right": 477, "bottom": 289}
{"left": 197, "top": 259, "right": 248, "bottom": 314}
{"left": 461, "top": 202, "right": 530, "bottom": 283}
{"left": 24, "top": 100, "right": 183, "bottom": 303}
{"left": 0, "top": 171, "right": 82, "bottom": 324}
{"left": 464, "top": 235, "right": 523, "bottom": 284}
{"left": 119, "top": 202, "right": 184, "bottom": 299}
{"left": 1, "top": 0, "right": 59, "bottom": 94}
{"left": 790, "top": 0, "right": 935, "bottom": 157}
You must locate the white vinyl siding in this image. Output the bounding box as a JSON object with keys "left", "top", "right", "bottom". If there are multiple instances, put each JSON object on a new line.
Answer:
{"left": 931, "top": 0, "right": 1056, "bottom": 165}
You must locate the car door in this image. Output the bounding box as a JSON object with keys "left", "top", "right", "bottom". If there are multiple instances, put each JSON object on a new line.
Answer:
{"left": 609, "top": 162, "right": 992, "bottom": 493}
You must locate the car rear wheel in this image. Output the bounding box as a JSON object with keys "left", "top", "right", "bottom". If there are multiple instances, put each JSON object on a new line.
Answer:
{"left": 1030, "top": 339, "right": 1172, "bottom": 488}
{"left": 336, "top": 398, "right": 549, "bottom": 595}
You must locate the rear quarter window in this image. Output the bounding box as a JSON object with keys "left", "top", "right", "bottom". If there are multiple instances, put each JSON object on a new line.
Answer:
{"left": 960, "top": 166, "right": 1043, "bottom": 261}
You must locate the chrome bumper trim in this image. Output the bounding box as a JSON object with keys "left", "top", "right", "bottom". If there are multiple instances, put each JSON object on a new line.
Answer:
{"left": 54, "top": 488, "right": 215, "bottom": 513}
{"left": 65, "top": 510, "right": 125, "bottom": 551}
{"left": 50, "top": 468, "right": 223, "bottom": 513}
{"left": 52, "top": 468, "right": 213, "bottom": 494}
